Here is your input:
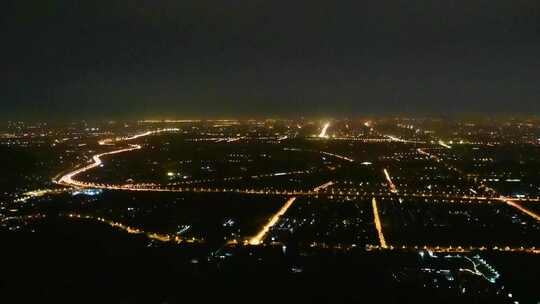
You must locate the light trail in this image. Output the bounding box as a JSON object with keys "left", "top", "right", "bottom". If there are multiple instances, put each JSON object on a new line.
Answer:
{"left": 60, "top": 128, "right": 348, "bottom": 192}
{"left": 420, "top": 145, "right": 540, "bottom": 223}
{"left": 5, "top": 212, "right": 538, "bottom": 255}
{"left": 57, "top": 145, "right": 142, "bottom": 187}
{"left": 55, "top": 173, "right": 540, "bottom": 201}
{"left": 313, "top": 181, "right": 334, "bottom": 192}
{"left": 385, "top": 135, "right": 404, "bottom": 142}
{"left": 417, "top": 148, "right": 462, "bottom": 173}
{"left": 371, "top": 197, "right": 388, "bottom": 248}
{"left": 66, "top": 213, "right": 201, "bottom": 243}
{"left": 248, "top": 181, "right": 335, "bottom": 245}
{"left": 139, "top": 119, "right": 200, "bottom": 123}
{"left": 320, "top": 151, "right": 354, "bottom": 162}
{"left": 249, "top": 197, "right": 297, "bottom": 245}
{"left": 226, "top": 137, "right": 244, "bottom": 143}
{"left": 168, "top": 170, "right": 312, "bottom": 186}
{"left": 284, "top": 147, "right": 354, "bottom": 162}
{"left": 383, "top": 168, "right": 398, "bottom": 193}
{"left": 384, "top": 135, "right": 425, "bottom": 144}
{"left": 417, "top": 148, "right": 434, "bottom": 159}
{"left": 55, "top": 153, "right": 540, "bottom": 204}
{"left": 503, "top": 198, "right": 540, "bottom": 221}
{"left": 98, "top": 128, "right": 179, "bottom": 145}
{"left": 31, "top": 125, "right": 540, "bottom": 255}
{"left": 438, "top": 140, "right": 452, "bottom": 149}
{"left": 56, "top": 128, "right": 540, "bottom": 243}
{"left": 318, "top": 122, "right": 330, "bottom": 138}
{"left": 57, "top": 129, "right": 180, "bottom": 187}
{"left": 417, "top": 144, "right": 540, "bottom": 251}
{"left": 14, "top": 188, "right": 71, "bottom": 203}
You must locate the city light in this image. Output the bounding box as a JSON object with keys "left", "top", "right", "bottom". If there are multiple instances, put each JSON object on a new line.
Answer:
{"left": 372, "top": 197, "right": 388, "bottom": 248}
{"left": 318, "top": 122, "right": 330, "bottom": 138}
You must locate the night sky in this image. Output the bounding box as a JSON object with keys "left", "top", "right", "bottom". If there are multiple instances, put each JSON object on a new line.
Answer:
{"left": 3, "top": 1, "right": 540, "bottom": 120}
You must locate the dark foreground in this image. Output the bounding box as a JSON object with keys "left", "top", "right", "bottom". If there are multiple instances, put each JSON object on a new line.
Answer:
{"left": 1, "top": 218, "right": 538, "bottom": 304}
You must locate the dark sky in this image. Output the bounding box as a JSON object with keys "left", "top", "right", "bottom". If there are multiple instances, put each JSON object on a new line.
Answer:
{"left": 2, "top": 1, "right": 540, "bottom": 120}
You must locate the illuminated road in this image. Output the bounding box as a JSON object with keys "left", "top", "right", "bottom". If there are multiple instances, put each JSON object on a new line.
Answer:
{"left": 313, "top": 181, "right": 334, "bottom": 192}
{"left": 248, "top": 181, "right": 335, "bottom": 245}
{"left": 320, "top": 151, "right": 354, "bottom": 162}
{"left": 66, "top": 213, "right": 201, "bottom": 243}
{"left": 503, "top": 198, "right": 540, "bottom": 221}
{"left": 55, "top": 147, "right": 540, "bottom": 204}
{"left": 384, "top": 135, "right": 425, "bottom": 144}
{"left": 365, "top": 244, "right": 540, "bottom": 254}
{"left": 385, "top": 135, "right": 405, "bottom": 142}
{"left": 438, "top": 140, "right": 452, "bottom": 149}
{"left": 49, "top": 128, "right": 540, "bottom": 254}
{"left": 372, "top": 197, "right": 388, "bottom": 248}
{"left": 318, "top": 122, "right": 330, "bottom": 138}
{"left": 57, "top": 129, "right": 182, "bottom": 187}
{"left": 248, "top": 197, "right": 297, "bottom": 245}
{"left": 283, "top": 147, "right": 355, "bottom": 163}
{"left": 417, "top": 147, "right": 462, "bottom": 173}
{"left": 417, "top": 148, "right": 437, "bottom": 160}
{"left": 57, "top": 144, "right": 142, "bottom": 187}
{"left": 98, "top": 128, "right": 179, "bottom": 145}
{"left": 167, "top": 170, "right": 312, "bottom": 186}
{"left": 56, "top": 158, "right": 540, "bottom": 203}
{"left": 302, "top": 241, "right": 539, "bottom": 255}
{"left": 57, "top": 129, "right": 355, "bottom": 191}
{"left": 383, "top": 168, "right": 398, "bottom": 193}
{"left": 420, "top": 144, "right": 540, "bottom": 223}
{"left": 14, "top": 188, "right": 72, "bottom": 203}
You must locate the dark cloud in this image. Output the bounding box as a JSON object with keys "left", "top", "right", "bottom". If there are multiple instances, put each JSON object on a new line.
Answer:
{"left": 2, "top": 0, "right": 540, "bottom": 120}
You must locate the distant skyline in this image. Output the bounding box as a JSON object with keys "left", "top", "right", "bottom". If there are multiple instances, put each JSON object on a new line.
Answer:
{"left": 3, "top": 1, "right": 540, "bottom": 120}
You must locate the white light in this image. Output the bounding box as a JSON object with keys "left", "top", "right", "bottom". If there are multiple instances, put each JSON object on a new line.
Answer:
{"left": 318, "top": 122, "right": 330, "bottom": 138}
